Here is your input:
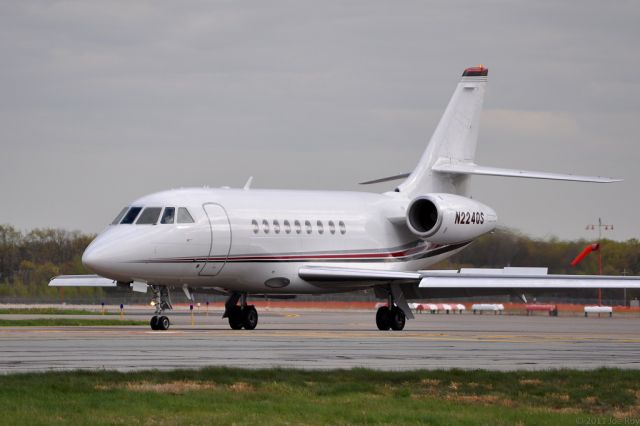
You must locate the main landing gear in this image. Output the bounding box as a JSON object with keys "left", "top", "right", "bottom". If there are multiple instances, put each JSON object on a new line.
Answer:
{"left": 375, "top": 287, "right": 407, "bottom": 331}
{"left": 223, "top": 292, "right": 258, "bottom": 330}
{"left": 376, "top": 306, "right": 406, "bottom": 331}
{"left": 150, "top": 285, "right": 172, "bottom": 331}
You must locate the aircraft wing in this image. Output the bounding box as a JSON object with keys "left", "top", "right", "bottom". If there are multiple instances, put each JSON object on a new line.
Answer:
{"left": 49, "top": 275, "right": 118, "bottom": 287}
{"left": 298, "top": 267, "right": 421, "bottom": 282}
{"left": 299, "top": 266, "right": 640, "bottom": 291}
{"left": 49, "top": 275, "right": 148, "bottom": 293}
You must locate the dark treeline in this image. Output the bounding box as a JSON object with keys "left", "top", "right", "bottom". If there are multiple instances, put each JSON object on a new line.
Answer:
{"left": 441, "top": 228, "right": 640, "bottom": 276}
{"left": 1, "top": 224, "right": 639, "bottom": 302}
{"left": 0, "top": 224, "right": 96, "bottom": 299}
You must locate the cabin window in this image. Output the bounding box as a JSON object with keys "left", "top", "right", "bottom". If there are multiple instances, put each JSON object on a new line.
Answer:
{"left": 317, "top": 220, "right": 324, "bottom": 234}
{"left": 273, "top": 220, "right": 281, "bottom": 234}
{"left": 294, "top": 220, "right": 302, "bottom": 234}
{"left": 160, "top": 207, "right": 175, "bottom": 224}
{"left": 111, "top": 207, "right": 128, "bottom": 225}
{"left": 136, "top": 207, "right": 162, "bottom": 225}
{"left": 262, "top": 219, "right": 270, "bottom": 234}
{"left": 328, "top": 220, "right": 336, "bottom": 234}
{"left": 305, "top": 220, "right": 312, "bottom": 234}
{"left": 177, "top": 207, "right": 195, "bottom": 224}
{"left": 120, "top": 207, "right": 142, "bottom": 224}
{"left": 251, "top": 219, "right": 259, "bottom": 234}
{"left": 339, "top": 220, "right": 346, "bottom": 234}
{"left": 283, "top": 220, "right": 291, "bottom": 234}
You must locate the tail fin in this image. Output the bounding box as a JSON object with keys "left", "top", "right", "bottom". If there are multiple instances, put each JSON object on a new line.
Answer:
{"left": 363, "top": 66, "right": 619, "bottom": 193}
{"left": 396, "top": 66, "right": 488, "bottom": 196}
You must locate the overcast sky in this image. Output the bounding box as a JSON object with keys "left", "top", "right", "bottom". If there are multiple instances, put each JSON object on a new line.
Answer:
{"left": 1, "top": 1, "right": 639, "bottom": 240}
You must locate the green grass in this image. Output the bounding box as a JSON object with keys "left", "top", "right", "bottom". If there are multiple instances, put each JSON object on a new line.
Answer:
{"left": 0, "top": 368, "right": 638, "bottom": 425}
{"left": 0, "top": 308, "right": 116, "bottom": 315}
{"left": 0, "top": 318, "right": 146, "bottom": 326}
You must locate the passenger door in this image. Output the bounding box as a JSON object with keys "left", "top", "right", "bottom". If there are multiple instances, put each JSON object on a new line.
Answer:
{"left": 199, "top": 203, "right": 231, "bottom": 276}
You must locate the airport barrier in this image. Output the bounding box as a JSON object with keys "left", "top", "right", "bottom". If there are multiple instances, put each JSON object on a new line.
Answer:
{"left": 472, "top": 303, "right": 504, "bottom": 314}
{"left": 584, "top": 305, "right": 613, "bottom": 317}
{"left": 408, "top": 303, "right": 424, "bottom": 313}
{"left": 526, "top": 304, "right": 558, "bottom": 317}
{"left": 407, "top": 303, "right": 466, "bottom": 314}
{"left": 439, "top": 303, "right": 452, "bottom": 314}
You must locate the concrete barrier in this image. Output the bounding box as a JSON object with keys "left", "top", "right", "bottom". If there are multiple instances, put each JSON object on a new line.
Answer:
{"left": 438, "top": 303, "right": 452, "bottom": 314}
{"left": 526, "top": 304, "right": 558, "bottom": 317}
{"left": 472, "top": 303, "right": 504, "bottom": 315}
{"left": 584, "top": 306, "right": 613, "bottom": 317}
{"left": 425, "top": 303, "right": 438, "bottom": 314}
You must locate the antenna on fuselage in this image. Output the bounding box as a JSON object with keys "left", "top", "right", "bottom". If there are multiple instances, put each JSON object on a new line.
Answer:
{"left": 243, "top": 176, "right": 254, "bottom": 190}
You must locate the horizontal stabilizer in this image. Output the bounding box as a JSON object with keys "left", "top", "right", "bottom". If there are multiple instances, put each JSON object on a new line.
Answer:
{"left": 49, "top": 275, "right": 117, "bottom": 287}
{"left": 360, "top": 173, "right": 410, "bottom": 185}
{"left": 432, "top": 160, "right": 621, "bottom": 183}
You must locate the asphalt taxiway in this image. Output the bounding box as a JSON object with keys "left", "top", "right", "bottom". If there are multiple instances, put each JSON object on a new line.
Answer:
{"left": 1, "top": 309, "right": 639, "bottom": 373}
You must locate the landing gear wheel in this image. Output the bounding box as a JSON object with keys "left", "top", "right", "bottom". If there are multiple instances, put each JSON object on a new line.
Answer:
{"left": 389, "top": 307, "right": 406, "bottom": 331}
{"left": 150, "top": 315, "right": 159, "bottom": 330}
{"left": 242, "top": 306, "right": 258, "bottom": 330}
{"left": 376, "top": 307, "right": 391, "bottom": 331}
{"left": 158, "top": 316, "right": 170, "bottom": 331}
{"left": 228, "top": 306, "right": 243, "bottom": 330}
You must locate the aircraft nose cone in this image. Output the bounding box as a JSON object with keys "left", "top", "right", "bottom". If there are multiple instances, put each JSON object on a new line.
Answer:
{"left": 82, "top": 244, "right": 104, "bottom": 274}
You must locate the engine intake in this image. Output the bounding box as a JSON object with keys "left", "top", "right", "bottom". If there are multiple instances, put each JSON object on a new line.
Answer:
{"left": 407, "top": 197, "right": 441, "bottom": 237}
{"left": 406, "top": 194, "right": 497, "bottom": 244}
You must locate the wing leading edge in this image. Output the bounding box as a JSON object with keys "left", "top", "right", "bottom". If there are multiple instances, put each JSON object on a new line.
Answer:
{"left": 49, "top": 275, "right": 117, "bottom": 287}
{"left": 299, "top": 266, "right": 640, "bottom": 290}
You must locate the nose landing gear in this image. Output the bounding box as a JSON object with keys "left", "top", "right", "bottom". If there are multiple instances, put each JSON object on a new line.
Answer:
{"left": 224, "top": 292, "right": 259, "bottom": 330}
{"left": 150, "top": 315, "right": 171, "bottom": 331}
{"left": 150, "top": 285, "right": 172, "bottom": 331}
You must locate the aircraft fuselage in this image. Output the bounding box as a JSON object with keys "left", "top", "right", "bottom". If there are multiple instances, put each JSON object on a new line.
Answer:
{"left": 83, "top": 187, "right": 475, "bottom": 294}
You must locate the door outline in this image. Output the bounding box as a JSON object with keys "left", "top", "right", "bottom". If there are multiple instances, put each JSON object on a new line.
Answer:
{"left": 199, "top": 202, "right": 232, "bottom": 276}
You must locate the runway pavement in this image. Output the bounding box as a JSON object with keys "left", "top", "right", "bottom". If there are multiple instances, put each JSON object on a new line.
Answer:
{"left": 1, "top": 308, "right": 639, "bottom": 373}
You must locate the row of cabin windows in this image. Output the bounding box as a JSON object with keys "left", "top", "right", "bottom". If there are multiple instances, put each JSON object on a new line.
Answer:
{"left": 251, "top": 219, "right": 346, "bottom": 235}
{"left": 111, "top": 206, "right": 195, "bottom": 225}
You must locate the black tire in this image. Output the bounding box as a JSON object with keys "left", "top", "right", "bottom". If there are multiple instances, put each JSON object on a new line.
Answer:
{"left": 158, "top": 316, "right": 170, "bottom": 331}
{"left": 390, "top": 307, "right": 406, "bottom": 331}
{"left": 243, "top": 306, "right": 259, "bottom": 330}
{"left": 150, "top": 316, "right": 159, "bottom": 330}
{"left": 376, "top": 307, "right": 391, "bottom": 330}
{"left": 228, "top": 306, "right": 243, "bottom": 330}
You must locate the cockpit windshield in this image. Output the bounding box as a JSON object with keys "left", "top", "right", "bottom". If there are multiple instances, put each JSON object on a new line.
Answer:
{"left": 177, "top": 207, "right": 195, "bottom": 223}
{"left": 120, "top": 207, "right": 142, "bottom": 224}
{"left": 136, "top": 207, "right": 162, "bottom": 225}
{"left": 160, "top": 207, "right": 175, "bottom": 224}
{"left": 112, "top": 206, "right": 194, "bottom": 225}
{"left": 111, "top": 207, "right": 128, "bottom": 225}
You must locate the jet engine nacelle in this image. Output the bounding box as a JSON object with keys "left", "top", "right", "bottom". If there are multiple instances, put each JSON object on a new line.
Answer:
{"left": 406, "top": 193, "right": 497, "bottom": 244}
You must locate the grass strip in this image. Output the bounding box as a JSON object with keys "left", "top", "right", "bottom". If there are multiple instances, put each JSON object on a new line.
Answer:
{"left": 0, "top": 308, "right": 116, "bottom": 315}
{"left": 0, "top": 367, "right": 638, "bottom": 425}
{"left": 0, "top": 318, "right": 146, "bottom": 326}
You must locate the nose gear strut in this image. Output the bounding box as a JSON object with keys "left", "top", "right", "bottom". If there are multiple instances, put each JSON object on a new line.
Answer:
{"left": 150, "top": 285, "right": 172, "bottom": 331}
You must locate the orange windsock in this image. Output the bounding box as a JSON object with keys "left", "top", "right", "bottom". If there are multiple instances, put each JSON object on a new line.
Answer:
{"left": 570, "top": 243, "right": 600, "bottom": 266}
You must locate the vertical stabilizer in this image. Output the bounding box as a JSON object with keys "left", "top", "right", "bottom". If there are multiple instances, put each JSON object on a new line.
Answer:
{"left": 397, "top": 66, "right": 488, "bottom": 196}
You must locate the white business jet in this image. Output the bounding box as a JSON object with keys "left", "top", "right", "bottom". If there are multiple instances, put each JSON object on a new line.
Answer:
{"left": 50, "top": 66, "right": 640, "bottom": 331}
